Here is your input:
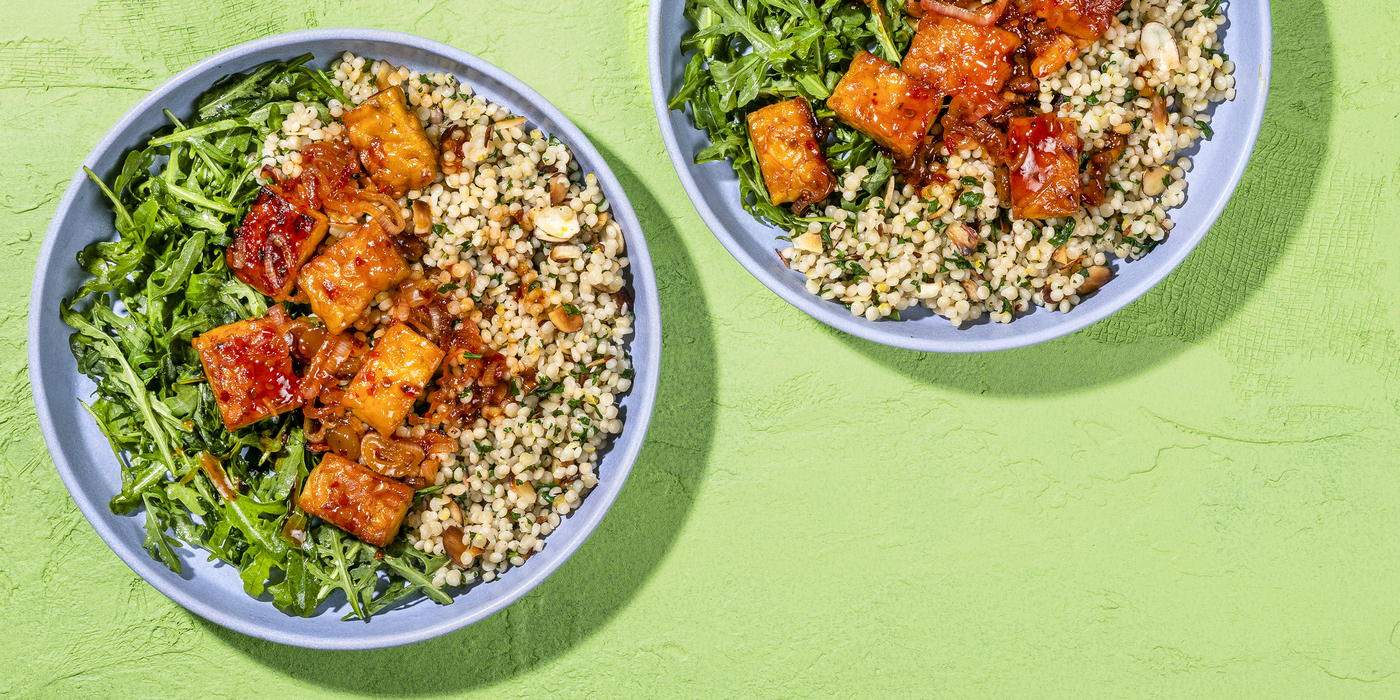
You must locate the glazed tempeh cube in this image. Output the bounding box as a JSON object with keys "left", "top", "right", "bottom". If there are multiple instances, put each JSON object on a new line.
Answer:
{"left": 297, "top": 222, "right": 411, "bottom": 334}
{"left": 192, "top": 311, "right": 302, "bottom": 431}
{"left": 297, "top": 453, "right": 415, "bottom": 546}
{"left": 826, "top": 52, "right": 942, "bottom": 161}
{"left": 342, "top": 85, "right": 439, "bottom": 197}
{"left": 903, "top": 15, "right": 1021, "bottom": 122}
{"left": 746, "top": 98, "right": 835, "bottom": 211}
{"left": 1023, "top": 0, "right": 1123, "bottom": 41}
{"left": 226, "top": 188, "right": 329, "bottom": 301}
{"left": 1006, "top": 114, "right": 1083, "bottom": 219}
{"left": 343, "top": 322, "right": 445, "bottom": 435}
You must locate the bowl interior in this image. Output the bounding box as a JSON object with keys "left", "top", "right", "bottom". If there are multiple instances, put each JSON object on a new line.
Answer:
{"left": 28, "top": 29, "right": 660, "bottom": 650}
{"left": 649, "top": 1, "right": 1271, "bottom": 352}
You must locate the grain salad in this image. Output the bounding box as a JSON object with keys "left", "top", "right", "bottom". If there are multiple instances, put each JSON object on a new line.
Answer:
{"left": 672, "top": 0, "right": 1235, "bottom": 326}
{"left": 69, "top": 49, "right": 636, "bottom": 621}
{"left": 263, "top": 53, "right": 635, "bottom": 589}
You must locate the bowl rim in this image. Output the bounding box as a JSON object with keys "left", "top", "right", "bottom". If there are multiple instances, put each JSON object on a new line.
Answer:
{"left": 27, "top": 27, "right": 662, "bottom": 649}
{"left": 647, "top": 0, "right": 1272, "bottom": 353}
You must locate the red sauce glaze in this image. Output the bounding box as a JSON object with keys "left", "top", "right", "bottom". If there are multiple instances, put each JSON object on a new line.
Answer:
{"left": 227, "top": 189, "right": 326, "bottom": 299}
{"left": 941, "top": 95, "right": 1011, "bottom": 165}
{"left": 192, "top": 316, "right": 303, "bottom": 430}
{"left": 298, "top": 454, "right": 413, "bottom": 547}
{"left": 903, "top": 15, "right": 1022, "bottom": 122}
{"left": 1006, "top": 114, "right": 1082, "bottom": 219}
{"left": 745, "top": 98, "right": 836, "bottom": 212}
{"left": 1017, "top": 0, "right": 1123, "bottom": 42}
{"left": 423, "top": 313, "right": 514, "bottom": 428}
{"left": 827, "top": 52, "right": 943, "bottom": 161}
{"left": 1080, "top": 131, "right": 1126, "bottom": 207}
{"left": 277, "top": 137, "right": 366, "bottom": 216}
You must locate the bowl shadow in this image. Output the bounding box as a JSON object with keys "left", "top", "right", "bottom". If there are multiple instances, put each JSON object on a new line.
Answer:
{"left": 829, "top": 0, "right": 1330, "bottom": 397}
{"left": 198, "top": 143, "right": 717, "bottom": 692}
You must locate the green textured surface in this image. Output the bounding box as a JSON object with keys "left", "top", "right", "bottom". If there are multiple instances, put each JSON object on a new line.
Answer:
{"left": 1, "top": 0, "right": 1396, "bottom": 696}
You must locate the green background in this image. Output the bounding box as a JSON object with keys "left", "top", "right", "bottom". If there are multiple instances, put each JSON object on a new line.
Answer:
{"left": 1, "top": 0, "right": 1394, "bottom": 697}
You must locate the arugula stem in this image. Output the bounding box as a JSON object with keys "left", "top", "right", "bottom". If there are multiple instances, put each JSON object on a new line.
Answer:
{"left": 382, "top": 555, "right": 454, "bottom": 605}
{"left": 869, "top": 0, "right": 903, "bottom": 66}
{"left": 325, "top": 528, "right": 367, "bottom": 621}
{"left": 147, "top": 118, "right": 252, "bottom": 146}
{"left": 83, "top": 167, "right": 133, "bottom": 232}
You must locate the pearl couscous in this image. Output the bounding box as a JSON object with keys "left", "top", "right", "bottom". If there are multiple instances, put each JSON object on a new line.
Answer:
{"left": 263, "top": 53, "right": 634, "bottom": 590}
{"left": 778, "top": 0, "right": 1234, "bottom": 325}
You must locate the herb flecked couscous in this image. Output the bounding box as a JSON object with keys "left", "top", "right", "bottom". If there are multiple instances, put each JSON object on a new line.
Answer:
{"left": 263, "top": 53, "right": 634, "bottom": 590}
{"left": 674, "top": 0, "right": 1236, "bottom": 326}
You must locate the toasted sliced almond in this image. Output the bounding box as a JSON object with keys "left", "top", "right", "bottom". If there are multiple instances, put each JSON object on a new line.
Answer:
{"left": 514, "top": 208, "right": 535, "bottom": 233}
{"left": 1142, "top": 167, "right": 1171, "bottom": 196}
{"left": 549, "top": 305, "right": 584, "bottom": 333}
{"left": 511, "top": 481, "right": 537, "bottom": 505}
{"left": 1139, "top": 22, "right": 1181, "bottom": 72}
{"left": 793, "top": 231, "right": 824, "bottom": 253}
{"left": 533, "top": 206, "right": 581, "bottom": 243}
{"left": 1078, "top": 265, "right": 1112, "bottom": 294}
{"left": 946, "top": 222, "right": 978, "bottom": 257}
{"left": 549, "top": 175, "right": 569, "bottom": 206}
{"left": 960, "top": 278, "right": 982, "bottom": 301}
{"left": 1151, "top": 93, "right": 1169, "bottom": 133}
{"left": 550, "top": 244, "right": 583, "bottom": 262}
{"left": 412, "top": 200, "right": 432, "bottom": 236}
{"left": 442, "top": 524, "right": 471, "bottom": 566}
{"left": 374, "top": 60, "right": 399, "bottom": 90}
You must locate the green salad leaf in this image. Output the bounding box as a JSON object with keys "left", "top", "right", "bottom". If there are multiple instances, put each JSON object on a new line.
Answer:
{"left": 669, "top": 0, "right": 913, "bottom": 231}
{"left": 63, "top": 55, "right": 449, "bottom": 620}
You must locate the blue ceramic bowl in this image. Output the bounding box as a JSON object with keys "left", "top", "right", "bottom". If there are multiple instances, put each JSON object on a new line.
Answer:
{"left": 28, "top": 29, "right": 661, "bottom": 650}
{"left": 649, "top": 1, "right": 1271, "bottom": 352}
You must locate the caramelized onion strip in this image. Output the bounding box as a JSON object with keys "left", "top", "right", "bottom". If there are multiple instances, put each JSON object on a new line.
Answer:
{"left": 920, "top": 0, "right": 1010, "bottom": 26}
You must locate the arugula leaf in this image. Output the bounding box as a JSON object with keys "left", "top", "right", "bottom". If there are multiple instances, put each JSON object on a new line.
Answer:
{"left": 65, "top": 55, "right": 458, "bottom": 620}
{"left": 141, "top": 493, "right": 182, "bottom": 572}
{"left": 671, "top": 0, "right": 912, "bottom": 230}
